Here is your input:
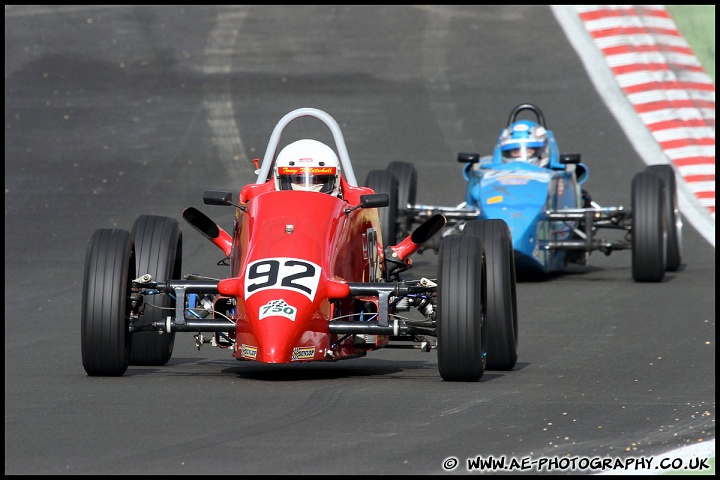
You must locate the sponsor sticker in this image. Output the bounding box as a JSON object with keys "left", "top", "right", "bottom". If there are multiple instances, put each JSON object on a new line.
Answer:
{"left": 241, "top": 344, "right": 258, "bottom": 359}
{"left": 259, "top": 299, "right": 297, "bottom": 321}
{"left": 277, "top": 166, "right": 336, "bottom": 175}
{"left": 485, "top": 171, "right": 551, "bottom": 182}
{"left": 499, "top": 177, "right": 530, "bottom": 186}
{"left": 487, "top": 195, "right": 503, "bottom": 205}
{"left": 291, "top": 346, "right": 316, "bottom": 361}
{"left": 364, "top": 228, "right": 379, "bottom": 281}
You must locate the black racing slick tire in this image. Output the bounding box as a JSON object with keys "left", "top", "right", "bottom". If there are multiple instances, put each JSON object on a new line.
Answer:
{"left": 364, "top": 169, "right": 398, "bottom": 247}
{"left": 386, "top": 161, "right": 417, "bottom": 238}
{"left": 645, "top": 164, "right": 682, "bottom": 271}
{"left": 437, "top": 234, "right": 487, "bottom": 382}
{"left": 129, "top": 215, "right": 182, "bottom": 366}
{"left": 463, "top": 219, "right": 518, "bottom": 371}
{"left": 631, "top": 171, "right": 666, "bottom": 282}
{"left": 81, "top": 229, "right": 135, "bottom": 376}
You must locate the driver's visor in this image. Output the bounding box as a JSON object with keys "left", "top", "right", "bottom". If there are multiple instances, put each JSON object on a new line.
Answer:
{"left": 278, "top": 166, "right": 337, "bottom": 193}
{"left": 502, "top": 145, "right": 537, "bottom": 161}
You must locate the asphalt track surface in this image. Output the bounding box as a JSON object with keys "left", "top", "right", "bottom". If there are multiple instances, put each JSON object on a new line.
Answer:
{"left": 4, "top": 5, "right": 715, "bottom": 475}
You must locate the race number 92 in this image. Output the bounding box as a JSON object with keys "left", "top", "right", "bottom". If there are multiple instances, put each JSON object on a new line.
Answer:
{"left": 244, "top": 257, "right": 322, "bottom": 301}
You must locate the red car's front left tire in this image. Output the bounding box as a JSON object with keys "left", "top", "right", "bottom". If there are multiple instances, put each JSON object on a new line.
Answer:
{"left": 81, "top": 229, "right": 135, "bottom": 376}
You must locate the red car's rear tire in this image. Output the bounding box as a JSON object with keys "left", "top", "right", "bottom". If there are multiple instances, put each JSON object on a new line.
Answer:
{"left": 463, "top": 219, "right": 518, "bottom": 371}
{"left": 364, "top": 169, "right": 399, "bottom": 247}
{"left": 129, "top": 215, "right": 182, "bottom": 366}
{"left": 386, "top": 161, "right": 417, "bottom": 238}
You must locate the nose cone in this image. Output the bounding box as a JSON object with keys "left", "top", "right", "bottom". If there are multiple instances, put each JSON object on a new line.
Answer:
{"left": 234, "top": 290, "right": 332, "bottom": 364}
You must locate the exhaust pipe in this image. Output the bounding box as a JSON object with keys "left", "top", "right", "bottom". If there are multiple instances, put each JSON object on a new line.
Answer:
{"left": 182, "top": 207, "right": 233, "bottom": 256}
{"left": 388, "top": 214, "right": 446, "bottom": 261}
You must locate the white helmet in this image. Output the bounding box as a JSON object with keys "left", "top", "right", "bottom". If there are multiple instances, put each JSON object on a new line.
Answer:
{"left": 274, "top": 139, "right": 341, "bottom": 196}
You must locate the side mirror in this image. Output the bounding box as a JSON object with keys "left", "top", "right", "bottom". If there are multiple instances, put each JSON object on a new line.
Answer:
{"left": 360, "top": 193, "right": 390, "bottom": 208}
{"left": 203, "top": 190, "right": 246, "bottom": 210}
{"left": 345, "top": 193, "right": 390, "bottom": 215}
{"left": 204, "top": 191, "right": 234, "bottom": 206}
{"left": 559, "top": 153, "right": 581, "bottom": 165}
{"left": 575, "top": 163, "right": 589, "bottom": 184}
{"left": 458, "top": 152, "right": 480, "bottom": 164}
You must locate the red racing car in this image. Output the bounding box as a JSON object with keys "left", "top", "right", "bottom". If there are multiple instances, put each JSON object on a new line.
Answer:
{"left": 81, "top": 108, "right": 518, "bottom": 382}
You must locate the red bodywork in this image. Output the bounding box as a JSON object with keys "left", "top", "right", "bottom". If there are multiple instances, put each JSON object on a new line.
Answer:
{"left": 82, "top": 108, "right": 456, "bottom": 380}
{"left": 215, "top": 179, "right": 388, "bottom": 363}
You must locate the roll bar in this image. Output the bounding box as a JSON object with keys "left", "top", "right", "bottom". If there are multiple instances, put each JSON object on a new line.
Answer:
{"left": 506, "top": 103, "right": 547, "bottom": 128}
{"left": 254, "top": 107, "right": 358, "bottom": 186}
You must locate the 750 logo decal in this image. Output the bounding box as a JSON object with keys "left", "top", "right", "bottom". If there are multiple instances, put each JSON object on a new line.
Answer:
{"left": 259, "top": 299, "right": 297, "bottom": 321}
{"left": 244, "top": 258, "right": 321, "bottom": 301}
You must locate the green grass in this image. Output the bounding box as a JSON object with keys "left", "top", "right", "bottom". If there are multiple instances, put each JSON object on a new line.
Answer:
{"left": 666, "top": 5, "right": 715, "bottom": 82}
{"left": 661, "top": 6, "right": 715, "bottom": 475}
{"left": 663, "top": 457, "right": 714, "bottom": 475}
{"left": 592, "top": 9, "right": 715, "bottom": 473}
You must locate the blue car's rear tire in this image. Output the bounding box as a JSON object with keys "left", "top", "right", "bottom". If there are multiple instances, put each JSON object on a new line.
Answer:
{"left": 81, "top": 229, "right": 135, "bottom": 376}
{"left": 463, "top": 219, "right": 518, "bottom": 371}
{"left": 631, "top": 171, "right": 665, "bottom": 282}
{"left": 364, "top": 169, "right": 398, "bottom": 247}
{"left": 129, "top": 215, "right": 182, "bottom": 366}
{"left": 437, "top": 234, "right": 487, "bottom": 382}
{"left": 645, "top": 164, "right": 682, "bottom": 271}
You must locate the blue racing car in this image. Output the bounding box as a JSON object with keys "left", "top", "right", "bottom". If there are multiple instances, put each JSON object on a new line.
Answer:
{"left": 366, "top": 103, "right": 682, "bottom": 283}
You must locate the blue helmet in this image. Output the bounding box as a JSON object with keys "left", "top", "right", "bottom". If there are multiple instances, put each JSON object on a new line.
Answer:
{"left": 500, "top": 120, "right": 549, "bottom": 167}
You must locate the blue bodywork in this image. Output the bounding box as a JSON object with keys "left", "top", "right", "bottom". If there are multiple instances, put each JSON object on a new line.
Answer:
{"left": 400, "top": 103, "right": 673, "bottom": 282}
{"left": 461, "top": 108, "right": 589, "bottom": 274}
